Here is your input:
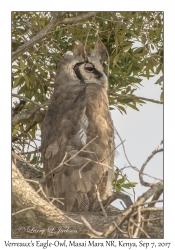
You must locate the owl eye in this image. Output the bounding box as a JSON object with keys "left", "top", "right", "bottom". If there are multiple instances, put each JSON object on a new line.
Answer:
{"left": 84, "top": 63, "right": 94, "bottom": 72}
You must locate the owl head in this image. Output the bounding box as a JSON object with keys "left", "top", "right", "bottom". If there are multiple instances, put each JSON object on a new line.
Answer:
{"left": 54, "top": 42, "right": 108, "bottom": 89}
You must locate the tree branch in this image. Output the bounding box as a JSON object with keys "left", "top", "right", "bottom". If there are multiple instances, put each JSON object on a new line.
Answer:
{"left": 12, "top": 93, "right": 50, "bottom": 109}
{"left": 12, "top": 121, "right": 38, "bottom": 142}
{"left": 139, "top": 140, "right": 163, "bottom": 187}
{"left": 104, "top": 180, "right": 163, "bottom": 238}
{"left": 12, "top": 12, "right": 98, "bottom": 62}
{"left": 12, "top": 108, "right": 46, "bottom": 126}
{"left": 12, "top": 100, "right": 26, "bottom": 116}
{"left": 102, "top": 191, "right": 133, "bottom": 208}
{"left": 12, "top": 156, "right": 163, "bottom": 238}
{"left": 108, "top": 91, "right": 163, "bottom": 104}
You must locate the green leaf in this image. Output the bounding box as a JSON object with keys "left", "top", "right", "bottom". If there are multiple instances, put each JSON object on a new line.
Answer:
{"left": 133, "top": 47, "right": 143, "bottom": 54}
{"left": 122, "top": 182, "right": 137, "bottom": 188}
{"left": 133, "top": 99, "right": 146, "bottom": 104}
{"left": 18, "top": 84, "right": 27, "bottom": 94}
{"left": 120, "top": 98, "right": 134, "bottom": 104}
{"left": 12, "top": 124, "right": 20, "bottom": 135}
{"left": 127, "top": 103, "right": 139, "bottom": 111}
{"left": 38, "top": 65, "right": 46, "bottom": 75}
{"left": 122, "top": 43, "right": 132, "bottom": 52}
{"left": 20, "top": 56, "right": 27, "bottom": 72}
{"left": 117, "top": 105, "right": 127, "bottom": 114}
{"left": 113, "top": 54, "right": 119, "bottom": 66}
{"left": 128, "top": 76, "right": 142, "bottom": 83}
{"left": 151, "top": 44, "right": 155, "bottom": 50}
{"left": 156, "top": 26, "right": 162, "bottom": 37}
{"left": 155, "top": 75, "right": 163, "bottom": 85}
{"left": 13, "top": 76, "right": 24, "bottom": 88}
{"left": 117, "top": 176, "right": 127, "bottom": 184}
{"left": 125, "top": 86, "right": 131, "bottom": 94}
{"left": 24, "top": 75, "right": 31, "bottom": 88}
{"left": 146, "top": 66, "right": 150, "bottom": 79}
{"left": 12, "top": 65, "right": 21, "bottom": 70}
{"left": 127, "top": 63, "right": 133, "bottom": 74}
{"left": 129, "top": 30, "right": 138, "bottom": 39}
{"left": 160, "top": 90, "right": 164, "bottom": 101}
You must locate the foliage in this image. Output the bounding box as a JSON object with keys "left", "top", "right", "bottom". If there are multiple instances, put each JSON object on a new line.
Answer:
{"left": 12, "top": 12, "right": 163, "bottom": 166}
{"left": 112, "top": 167, "right": 137, "bottom": 194}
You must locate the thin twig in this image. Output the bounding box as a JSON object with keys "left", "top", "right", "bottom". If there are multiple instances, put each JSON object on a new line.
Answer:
{"left": 45, "top": 152, "right": 68, "bottom": 177}
{"left": 133, "top": 199, "right": 163, "bottom": 207}
{"left": 12, "top": 206, "right": 35, "bottom": 216}
{"left": 19, "top": 148, "right": 41, "bottom": 155}
{"left": 95, "top": 185, "right": 107, "bottom": 218}
{"left": 45, "top": 136, "right": 98, "bottom": 177}
{"left": 12, "top": 151, "right": 42, "bottom": 173}
{"left": 142, "top": 217, "right": 163, "bottom": 222}
{"left": 120, "top": 165, "right": 162, "bottom": 181}
{"left": 139, "top": 140, "right": 163, "bottom": 187}
{"left": 113, "top": 221, "right": 126, "bottom": 235}
{"left": 130, "top": 218, "right": 150, "bottom": 238}
{"left": 114, "top": 128, "right": 133, "bottom": 167}
{"left": 79, "top": 160, "right": 91, "bottom": 178}
{"left": 108, "top": 91, "right": 163, "bottom": 104}
{"left": 133, "top": 206, "right": 142, "bottom": 238}
{"left": 12, "top": 93, "right": 50, "bottom": 108}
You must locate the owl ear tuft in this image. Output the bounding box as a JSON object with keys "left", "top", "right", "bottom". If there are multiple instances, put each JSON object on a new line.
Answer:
{"left": 91, "top": 42, "right": 106, "bottom": 63}
{"left": 74, "top": 42, "right": 86, "bottom": 61}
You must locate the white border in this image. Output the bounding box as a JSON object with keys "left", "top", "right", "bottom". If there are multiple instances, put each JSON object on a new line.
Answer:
{"left": 1, "top": 1, "right": 174, "bottom": 248}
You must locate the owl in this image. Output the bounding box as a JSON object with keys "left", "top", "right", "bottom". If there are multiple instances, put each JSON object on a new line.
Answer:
{"left": 41, "top": 42, "right": 115, "bottom": 212}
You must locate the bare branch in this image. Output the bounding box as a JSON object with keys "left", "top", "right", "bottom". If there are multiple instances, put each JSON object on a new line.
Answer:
{"left": 12, "top": 12, "right": 98, "bottom": 62}
{"left": 108, "top": 91, "right": 163, "bottom": 105}
{"left": 12, "top": 206, "right": 36, "bottom": 216}
{"left": 59, "top": 12, "right": 98, "bottom": 25}
{"left": 95, "top": 185, "right": 107, "bottom": 218}
{"left": 102, "top": 191, "right": 133, "bottom": 209}
{"left": 120, "top": 165, "right": 163, "bottom": 181}
{"left": 104, "top": 180, "right": 163, "bottom": 237}
{"left": 12, "top": 108, "right": 46, "bottom": 126}
{"left": 139, "top": 140, "right": 163, "bottom": 187}
{"left": 12, "top": 121, "right": 38, "bottom": 143}
{"left": 19, "top": 148, "right": 41, "bottom": 155}
{"left": 45, "top": 136, "right": 98, "bottom": 177}
{"left": 130, "top": 217, "right": 150, "bottom": 238}
{"left": 12, "top": 93, "right": 50, "bottom": 109}
{"left": 12, "top": 150, "right": 42, "bottom": 173}
{"left": 81, "top": 216, "right": 103, "bottom": 237}
{"left": 133, "top": 199, "right": 163, "bottom": 208}
{"left": 114, "top": 128, "right": 133, "bottom": 167}
{"left": 132, "top": 206, "right": 142, "bottom": 238}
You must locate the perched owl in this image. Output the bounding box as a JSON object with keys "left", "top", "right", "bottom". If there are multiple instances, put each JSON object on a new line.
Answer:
{"left": 41, "top": 42, "right": 115, "bottom": 212}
